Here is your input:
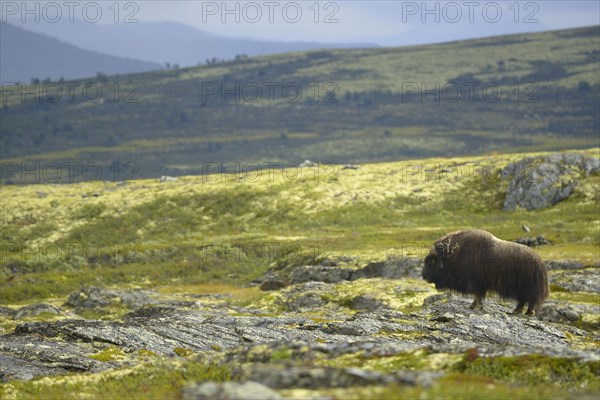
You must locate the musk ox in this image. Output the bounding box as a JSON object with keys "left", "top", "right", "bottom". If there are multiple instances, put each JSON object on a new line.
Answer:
{"left": 422, "top": 229, "right": 549, "bottom": 315}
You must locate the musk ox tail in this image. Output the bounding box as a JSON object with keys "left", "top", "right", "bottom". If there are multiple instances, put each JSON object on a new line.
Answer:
{"left": 536, "top": 267, "right": 550, "bottom": 313}
{"left": 527, "top": 255, "right": 549, "bottom": 314}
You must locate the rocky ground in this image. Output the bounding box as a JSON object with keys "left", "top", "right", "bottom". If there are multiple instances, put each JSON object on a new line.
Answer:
{"left": 1, "top": 257, "right": 598, "bottom": 399}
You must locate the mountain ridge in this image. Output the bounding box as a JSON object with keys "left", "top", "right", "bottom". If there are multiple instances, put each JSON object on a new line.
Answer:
{"left": 8, "top": 19, "right": 378, "bottom": 68}
{"left": 0, "top": 22, "right": 162, "bottom": 82}
{"left": 1, "top": 25, "right": 598, "bottom": 179}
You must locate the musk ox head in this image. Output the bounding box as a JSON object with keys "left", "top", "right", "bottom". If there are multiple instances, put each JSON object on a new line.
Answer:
{"left": 422, "top": 247, "right": 445, "bottom": 288}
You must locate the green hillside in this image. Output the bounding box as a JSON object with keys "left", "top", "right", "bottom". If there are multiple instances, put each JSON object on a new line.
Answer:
{"left": 1, "top": 148, "right": 598, "bottom": 304}
{"left": 1, "top": 26, "right": 599, "bottom": 181}
{"left": 1, "top": 144, "right": 599, "bottom": 399}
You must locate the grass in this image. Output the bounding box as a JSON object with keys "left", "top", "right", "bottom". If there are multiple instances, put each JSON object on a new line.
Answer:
{"left": 1, "top": 149, "right": 598, "bottom": 304}
{"left": 319, "top": 349, "right": 463, "bottom": 373}
{"left": 0, "top": 360, "right": 230, "bottom": 400}
{"left": 0, "top": 148, "right": 598, "bottom": 399}
{"left": 453, "top": 353, "right": 600, "bottom": 390}
{"left": 302, "top": 376, "right": 598, "bottom": 400}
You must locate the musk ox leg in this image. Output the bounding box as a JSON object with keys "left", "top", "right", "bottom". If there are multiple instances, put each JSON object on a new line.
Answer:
{"left": 525, "top": 304, "right": 536, "bottom": 315}
{"left": 513, "top": 301, "right": 525, "bottom": 315}
{"left": 470, "top": 294, "right": 484, "bottom": 310}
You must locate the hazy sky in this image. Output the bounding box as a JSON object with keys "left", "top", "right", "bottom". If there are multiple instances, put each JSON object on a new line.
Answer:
{"left": 3, "top": 1, "right": 599, "bottom": 45}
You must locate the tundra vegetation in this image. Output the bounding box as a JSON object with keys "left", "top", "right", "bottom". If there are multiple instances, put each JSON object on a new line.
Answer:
{"left": 0, "top": 148, "right": 598, "bottom": 399}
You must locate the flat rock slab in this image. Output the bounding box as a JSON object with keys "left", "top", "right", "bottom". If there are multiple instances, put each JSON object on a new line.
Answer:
{"left": 423, "top": 298, "right": 569, "bottom": 349}
{"left": 0, "top": 307, "right": 353, "bottom": 381}
{"left": 2, "top": 292, "right": 596, "bottom": 382}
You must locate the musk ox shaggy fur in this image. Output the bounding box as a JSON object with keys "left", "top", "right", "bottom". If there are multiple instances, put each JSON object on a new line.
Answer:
{"left": 422, "top": 229, "right": 549, "bottom": 315}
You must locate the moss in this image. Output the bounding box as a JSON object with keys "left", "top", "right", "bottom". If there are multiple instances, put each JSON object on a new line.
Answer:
{"left": 173, "top": 347, "right": 195, "bottom": 357}
{"left": 1, "top": 360, "right": 230, "bottom": 400}
{"left": 549, "top": 284, "right": 569, "bottom": 293}
{"left": 88, "top": 346, "right": 127, "bottom": 362}
{"left": 0, "top": 317, "right": 18, "bottom": 335}
{"left": 71, "top": 203, "right": 107, "bottom": 220}
{"left": 283, "top": 375, "right": 598, "bottom": 400}
{"left": 377, "top": 329, "right": 427, "bottom": 341}
{"left": 0, "top": 149, "right": 597, "bottom": 307}
{"left": 319, "top": 349, "right": 461, "bottom": 373}
{"left": 136, "top": 349, "right": 159, "bottom": 359}
{"left": 270, "top": 347, "right": 293, "bottom": 362}
{"left": 369, "top": 375, "right": 593, "bottom": 400}
{"left": 551, "top": 291, "right": 599, "bottom": 305}
{"left": 76, "top": 304, "right": 131, "bottom": 321}
{"left": 1, "top": 309, "right": 66, "bottom": 334}
{"left": 248, "top": 292, "right": 287, "bottom": 313}
{"left": 453, "top": 353, "right": 600, "bottom": 390}
{"left": 319, "top": 278, "right": 433, "bottom": 314}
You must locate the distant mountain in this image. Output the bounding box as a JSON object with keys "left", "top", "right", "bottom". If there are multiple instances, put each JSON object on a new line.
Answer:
{"left": 1, "top": 26, "right": 598, "bottom": 180}
{"left": 15, "top": 20, "right": 377, "bottom": 67}
{"left": 0, "top": 23, "right": 161, "bottom": 82}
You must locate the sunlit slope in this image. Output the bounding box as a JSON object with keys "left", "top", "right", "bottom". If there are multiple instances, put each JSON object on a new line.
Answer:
{"left": 1, "top": 149, "right": 598, "bottom": 303}
{"left": 1, "top": 26, "right": 598, "bottom": 179}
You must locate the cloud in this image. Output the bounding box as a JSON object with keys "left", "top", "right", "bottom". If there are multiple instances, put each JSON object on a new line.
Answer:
{"left": 4, "top": 1, "right": 598, "bottom": 45}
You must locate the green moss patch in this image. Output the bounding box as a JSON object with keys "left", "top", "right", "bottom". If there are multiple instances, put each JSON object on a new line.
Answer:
{"left": 453, "top": 353, "right": 600, "bottom": 390}
{"left": 88, "top": 346, "right": 127, "bottom": 362}
{"left": 0, "top": 360, "right": 230, "bottom": 400}
{"left": 319, "top": 349, "right": 462, "bottom": 373}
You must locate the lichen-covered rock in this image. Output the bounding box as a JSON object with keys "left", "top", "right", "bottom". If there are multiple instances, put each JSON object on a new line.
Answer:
{"left": 420, "top": 295, "right": 569, "bottom": 349}
{"left": 550, "top": 269, "right": 600, "bottom": 293}
{"left": 546, "top": 260, "right": 585, "bottom": 270}
{"left": 278, "top": 282, "right": 333, "bottom": 311}
{"left": 0, "top": 306, "right": 15, "bottom": 316}
{"left": 0, "top": 335, "right": 110, "bottom": 382}
{"left": 515, "top": 235, "right": 551, "bottom": 247}
{"left": 259, "top": 279, "right": 289, "bottom": 291}
{"left": 538, "top": 302, "right": 584, "bottom": 325}
{"left": 1, "top": 272, "right": 599, "bottom": 386}
{"left": 349, "top": 295, "right": 389, "bottom": 311}
{"left": 64, "top": 286, "right": 157, "bottom": 310}
{"left": 263, "top": 256, "right": 422, "bottom": 288}
{"left": 350, "top": 258, "right": 422, "bottom": 280}
{"left": 12, "top": 303, "right": 61, "bottom": 320}
{"left": 290, "top": 265, "right": 351, "bottom": 284}
{"left": 285, "top": 292, "right": 328, "bottom": 311}
{"left": 502, "top": 153, "right": 600, "bottom": 211}
{"left": 182, "top": 381, "right": 283, "bottom": 400}
{"left": 237, "top": 365, "right": 394, "bottom": 389}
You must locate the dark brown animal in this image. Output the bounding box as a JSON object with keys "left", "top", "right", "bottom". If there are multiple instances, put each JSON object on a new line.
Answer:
{"left": 422, "top": 229, "right": 549, "bottom": 315}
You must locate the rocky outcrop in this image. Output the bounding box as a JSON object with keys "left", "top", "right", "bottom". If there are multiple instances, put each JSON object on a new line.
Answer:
{"left": 502, "top": 153, "right": 600, "bottom": 211}
{"left": 546, "top": 260, "right": 585, "bottom": 270}
{"left": 12, "top": 303, "right": 61, "bottom": 320}
{"left": 550, "top": 269, "right": 600, "bottom": 293}
{"left": 350, "top": 257, "right": 423, "bottom": 280}
{"left": 182, "top": 381, "right": 283, "bottom": 400}
{"left": 234, "top": 365, "right": 442, "bottom": 389}
{"left": 514, "top": 235, "right": 551, "bottom": 247}
{"left": 259, "top": 257, "right": 422, "bottom": 290}
{"left": 290, "top": 265, "right": 351, "bottom": 284}
{"left": 1, "top": 259, "right": 598, "bottom": 394}
{"left": 64, "top": 286, "right": 158, "bottom": 311}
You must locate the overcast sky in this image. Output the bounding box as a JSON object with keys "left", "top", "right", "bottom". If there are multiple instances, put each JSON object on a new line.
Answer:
{"left": 3, "top": 1, "right": 599, "bottom": 45}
